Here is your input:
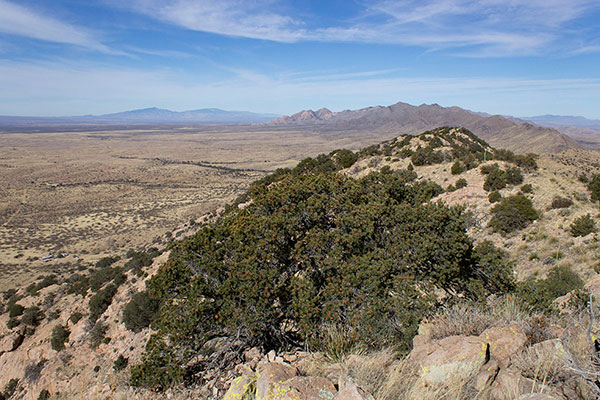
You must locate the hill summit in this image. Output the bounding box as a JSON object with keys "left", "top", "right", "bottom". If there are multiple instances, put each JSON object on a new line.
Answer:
{"left": 269, "top": 101, "right": 580, "bottom": 154}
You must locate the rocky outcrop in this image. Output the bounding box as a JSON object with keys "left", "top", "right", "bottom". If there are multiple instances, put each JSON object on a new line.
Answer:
{"left": 0, "top": 331, "right": 24, "bottom": 356}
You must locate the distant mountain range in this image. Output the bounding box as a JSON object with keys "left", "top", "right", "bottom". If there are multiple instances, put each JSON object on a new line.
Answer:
{"left": 524, "top": 115, "right": 600, "bottom": 131}
{"left": 268, "top": 102, "right": 583, "bottom": 154}
{"left": 522, "top": 115, "right": 600, "bottom": 150}
{"left": 2, "top": 103, "right": 599, "bottom": 153}
{"left": 0, "top": 107, "right": 280, "bottom": 125}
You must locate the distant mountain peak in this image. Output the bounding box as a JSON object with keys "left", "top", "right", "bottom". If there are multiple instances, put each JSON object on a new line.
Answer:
{"left": 267, "top": 101, "right": 580, "bottom": 154}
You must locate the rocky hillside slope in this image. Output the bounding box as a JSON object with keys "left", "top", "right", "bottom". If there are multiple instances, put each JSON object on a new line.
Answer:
{"left": 269, "top": 102, "right": 580, "bottom": 154}
{"left": 1, "top": 127, "right": 600, "bottom": 400}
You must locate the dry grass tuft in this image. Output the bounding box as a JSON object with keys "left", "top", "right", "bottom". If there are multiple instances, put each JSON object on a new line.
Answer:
{"left": 427, "top": 294, "right": 533, "bottom": 340}
{"left": 512, "top": 344, "right": 566, "bottom": 386}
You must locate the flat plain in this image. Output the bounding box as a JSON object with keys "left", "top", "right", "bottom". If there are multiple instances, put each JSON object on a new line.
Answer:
{"left": 0, "top": 124, "right": 390, "bottom": 290}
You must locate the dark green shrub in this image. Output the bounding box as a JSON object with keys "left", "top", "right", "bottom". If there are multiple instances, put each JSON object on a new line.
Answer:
{"left": 520, "top": 184, "right": 533, "bottom": 194}
{"left": 494, "top": 149, "right": 515, "bottom": 162}
{"left": 570, "top": 214, "right": 597, "bottom": 237}
{"left": 27, "top": 275, "right": 58, "bottom": 296}
{"left": 66, "top": 274, "right": 90, "bottom": 297}
{"left": 8, "top": 302, "right": 24, "bottom": 318}
{"left": 50, "top": 324, "right": 70, "bottom": 352}
{"left": 504, "top": 167, "right": 524, "bottom": 185}
{"left": 130, "top": 336, "right": 184, "bottom": 390}
{"left": 89, "top": 284, "right": 117, "bottom": 321}
{"left": 70, "top": 312, "right": 84, "bottom": 324}
{"left": 587, "top": 174, "right": 600, "bottom": 202}
{"left": 2, "top": 379, "right": 19, "bottom": 399}
{"left": 514, "top": 153, "right": 538, "bottom": 171}
{"left": 21, "top": 306, "right": 44, "bottom": 327}
{"left": 89, "top": 267, "right": 124, "bottom": 292}
{"left": 454, "top": 178, "right": 467, "bottom": 189}
{"left": 480, "top": 163, "right": 500, "bottom": 175}
{"left": 406, "top": 162, "right": 414, "bottom": 171}
{"left": 451, "top": 161, "right": 464, "bottom": 175}
{"left": 517, "top": 266, "right": 583, "bottom": 311}
{"left": 329, "top": 149, "right": 357, "bottom": 169}
{"left": 488, "top": 191, "right": 502, "bottom": 203}
{"left": 95, "top": 256, "right": 120, "bottom": 269}
{"left": 411, "top": 146, "right": 443, "bottom": 166}
{"left": 124, "top": 251, "right": 156, "bottom": 275}
{"left": 123, "top": 292, "right": 159, "bottom": 332}
{"left": 471, "top": 241, "right": 515, "bottom": 294}
{"left": 483, "top": 168, "right": 506, "bottom": 192}
{"left": 113, "top": 355, "right": 129, "bottom": 371}
{"left": 6, "top": 317, "right": 19, "bottom": 329}
{"left": 133, "top": 167, "right": 513, "bottom": 390}
{"left": 489, "top": 195, "right": 539, "bottom": 234}
{"left": 550, "top": 196, "right": 573, "bottom": 209}
{"left": 37, "top": 389, "right": 51, "bottom": 400}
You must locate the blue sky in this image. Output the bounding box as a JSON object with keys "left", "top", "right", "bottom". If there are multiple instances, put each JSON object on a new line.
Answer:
{"left": 0, "top": 0, "right": 599, "bottom": 118}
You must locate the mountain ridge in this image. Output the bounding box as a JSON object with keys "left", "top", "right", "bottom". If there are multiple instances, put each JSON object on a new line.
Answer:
{"left": 0, "top": 107, "right": 280, "bottom": 125}
{"left": 268, "top": 101, "right": 582, "bottom": 154}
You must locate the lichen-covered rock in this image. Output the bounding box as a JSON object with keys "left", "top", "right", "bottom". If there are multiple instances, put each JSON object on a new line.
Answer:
{"left": 479, "top": 323, "right": 527, "bottom": 368}
{"left": 271, "top": 376, "right": 336, "bottom": 400}
{"left": 255, "top": 362, "right": 298, "bottom": 400}
{"left": 224, "top": 375, "right": 255, "bottom": 400}
{"left": 410, "top": 335, "right": 488, "bottom": 384}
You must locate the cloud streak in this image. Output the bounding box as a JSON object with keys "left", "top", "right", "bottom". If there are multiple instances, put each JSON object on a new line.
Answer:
{"left": 118, "top": 0, "right": 600, "bottom": 56}
{"left": 0, "top": 0, "right": 111, "bottom": 52}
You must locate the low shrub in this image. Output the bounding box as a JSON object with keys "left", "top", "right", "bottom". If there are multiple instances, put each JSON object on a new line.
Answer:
{"left": 37, "top": 389, "right": 51, "bottom": 400}
{"left": 489, "top": 194, "right": 539, "bottom": 234}
{"left": 123, "top": 291, "right": 159, "bottom": 332}
{"left": 520, "top": 184, "right": 534, "bottom": 194}
{"left": 480, "top": 163, "right": 500, "bottom": 175}
{"left": 113, "top": 354, "right": 129, "bottom": 371}
{"left": 50, "top": 324, "right": 70, "bottom": 352}
{"left": 2, "top": 379, "right": 19, "bottom": 399}
{"left": 454, "top": 178, "right": 467, "bottom": 190}
{"left": 8, "top": 302, "right": 24, "bottom": 318}
{"left": 504, "top": 167, "right": 524, "bottom": 185}
{"left": 488, "top": 191, "right": 502, "bottom": 203}
{"left": 587, "top": 174, "right": 600, "bottom": 202}
{"left": 70, "top": 311, "right": 84, "bottom": 324}
{"left": 21, "top": 306, "right": 44, "bottom": 327}
{"left": 514, "top": 153, "right": 538, "bottom": 171}
{"left": 6, "top": 317, "right": 19, "bottom": 329}
{"left": 483, "top": 168, "right": 506, "bottom": 192}
{"left": 451, "top": 161, "right": 464, "bottom": 175}
{"left": 95, "top": 256, "right": 120, "bottom": 269}
{"left": 550, "top": 196, "right": 573, "bottom": 209}
{"left": 89, "top": 266, "right": 125, "bottom": 292}
{"left": 410, "top": 146, "right": 443, "bottom": 166}
{"left": 570, "top": 214, "right": 597, "bottom": 237}
{"left": 517, "top": 265, "right": 583, "bottom": 311}
{"left": 89, "top": 284, "right": 117, "bottom": 321}
{"left": 330, "top": 149, "right": 358, "bottom": 169}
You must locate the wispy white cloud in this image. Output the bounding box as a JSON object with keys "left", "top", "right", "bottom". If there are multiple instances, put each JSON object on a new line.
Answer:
{"left": 116, "top": 0, "right": 600, "bottom": 56}
{"left": 0, "top": 0, "right": 111, "bottom": 52}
